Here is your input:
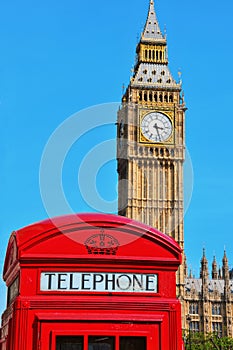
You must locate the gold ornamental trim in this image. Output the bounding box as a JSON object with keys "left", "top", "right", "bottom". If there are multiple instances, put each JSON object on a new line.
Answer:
{"left": 138, "top": 109, "right": 175, "bottom": 145}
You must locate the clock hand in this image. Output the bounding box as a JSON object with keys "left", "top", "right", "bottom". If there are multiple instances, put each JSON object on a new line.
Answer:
{"left": 153, "top": 123, "right": 163, "bottom": 130}
{"left": 153, "top": 123, "right": 162, "bottom": 141}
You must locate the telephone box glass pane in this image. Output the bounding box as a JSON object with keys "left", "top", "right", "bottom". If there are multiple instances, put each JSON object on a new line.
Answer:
{"left": 56, "top": 336, "right": 84, "bottom": 350}
{"left": 120, "top": 337, "right": 146, "bottom": 350}
{"left": 88, "top": 336, "right": 115, "bottom": 350}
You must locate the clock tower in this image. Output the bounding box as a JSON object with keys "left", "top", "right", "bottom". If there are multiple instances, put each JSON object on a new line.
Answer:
{"left": 117, "top": 0, "right": 186, "bottom": 296}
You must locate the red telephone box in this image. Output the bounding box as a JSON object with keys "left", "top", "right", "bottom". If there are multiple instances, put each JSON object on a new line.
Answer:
{"left": 0, "top": 213, "right": 182, "bottom": 350}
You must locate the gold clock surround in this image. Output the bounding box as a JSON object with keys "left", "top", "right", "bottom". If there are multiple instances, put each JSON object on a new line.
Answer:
{"left": 139, "top": 109, "right": 175, "bottom": 145}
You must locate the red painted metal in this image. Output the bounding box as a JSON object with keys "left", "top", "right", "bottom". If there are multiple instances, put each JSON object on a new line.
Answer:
{"left": 0, "top": 213, "right": 182, "bottom": 350}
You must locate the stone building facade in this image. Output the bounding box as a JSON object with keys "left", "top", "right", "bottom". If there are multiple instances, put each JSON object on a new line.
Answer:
{"left": 184, "top": 250, "right": 233, "bottom": 336}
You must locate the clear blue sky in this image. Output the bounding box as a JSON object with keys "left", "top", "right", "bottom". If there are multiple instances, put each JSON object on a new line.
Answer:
{"left": 1, "top": 0, "right": 233, "bottom": 313}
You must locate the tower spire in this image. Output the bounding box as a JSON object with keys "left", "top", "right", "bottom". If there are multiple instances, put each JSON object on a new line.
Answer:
{"left": 222, "top": 250, "right": 229, "bottom": 280}
{"left": 212, "top": 256, "right": 218, "bottom": 279}
{"left": 128, "top": 0, "right": 180, "bottom": 92}
{"left": 141, "top": 0, "right": 164, "bottom": 42}
{"left": 200, "top": 248, "right": 208, "bottom": 279}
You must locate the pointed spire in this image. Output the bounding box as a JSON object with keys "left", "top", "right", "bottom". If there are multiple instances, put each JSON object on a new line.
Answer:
{"left": 222, "top": 250, "right": 229, "bottom": 280}
{"left": 201, "top": 248, "right": 208, "bottom": 263}
{"left": 200, "top": 248, "right": 208, "bottom": 279}
{"left": 141, "top": 0, "right": 165, "bottom": 42}
{"left": 223, "top": 249, "right": 228, "bottom": 264}
{"left": 212, "top": 256, "right": 218, "bottom": 279}
{"left": 129, "top": 0, "right": 181, "bottom": 91}
{"left": 222, "top": 250, "right": 230, "bottom": 299}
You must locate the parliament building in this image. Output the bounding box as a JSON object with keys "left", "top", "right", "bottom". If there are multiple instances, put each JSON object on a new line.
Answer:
{"left": 117, "top": 0, "right": 233, "bottom": 337}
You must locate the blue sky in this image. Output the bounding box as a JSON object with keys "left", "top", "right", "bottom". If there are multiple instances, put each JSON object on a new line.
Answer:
{"left": 1, "top": 0, "right": 233, "bottom": 313}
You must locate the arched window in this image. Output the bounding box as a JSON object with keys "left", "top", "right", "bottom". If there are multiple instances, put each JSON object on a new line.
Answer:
{"left": 189, "top": 303, "right": 199, "bottom": 315}
{"left": 212, "top": 322, "right": 222, "bottom": 337}
{"left": 159, "top": 94, "right": 163, "bottom": 102}
{"left": 190, "top": 322, "right": 199, "bottom": 332}
{"left": 144, "top": 92, "right": 148, "bottom": 101}
{"left": 145, "top": 50, "right": 148, "bottom": 59}
{"left": 169, "top": 94, "right": 173, "bottom": 103}
{"left": 212, "top": 304, "right": 221, "bottom": 315}
{"left": 154, "top": 93, "right": 157, "bottom": 102}
{"left": 164, "top": 95, "right": 168, "bottom": 102}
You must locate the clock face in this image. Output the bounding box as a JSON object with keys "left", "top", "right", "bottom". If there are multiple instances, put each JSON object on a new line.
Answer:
{"left": 141, "top": 112, "right": 172, "bottom": 142}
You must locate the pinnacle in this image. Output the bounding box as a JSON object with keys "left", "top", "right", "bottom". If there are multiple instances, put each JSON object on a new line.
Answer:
{"left": 141, "top": 0, "right": 164, "bottom": 42}
{"left": 212, "top": 255, "right": 217, "bottom": 266}
{"left": 201, "top": 248, "right": 207, "bottom": 262}
{"left": 223, "top": 249, "right": 228, "bottom": 264}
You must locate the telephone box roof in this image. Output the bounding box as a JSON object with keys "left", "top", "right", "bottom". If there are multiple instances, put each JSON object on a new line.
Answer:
{"left": 3, "top": 213, "right": 182, "bottom": 281}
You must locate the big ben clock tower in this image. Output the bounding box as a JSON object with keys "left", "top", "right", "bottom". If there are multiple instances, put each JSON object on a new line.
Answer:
{"left": 117, "top": 0, "right": 186, "bottom": 296}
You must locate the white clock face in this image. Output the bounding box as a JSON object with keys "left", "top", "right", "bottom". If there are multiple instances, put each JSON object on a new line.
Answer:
{"left": 141, "top": 112, "right": 172, "bottom": 142}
